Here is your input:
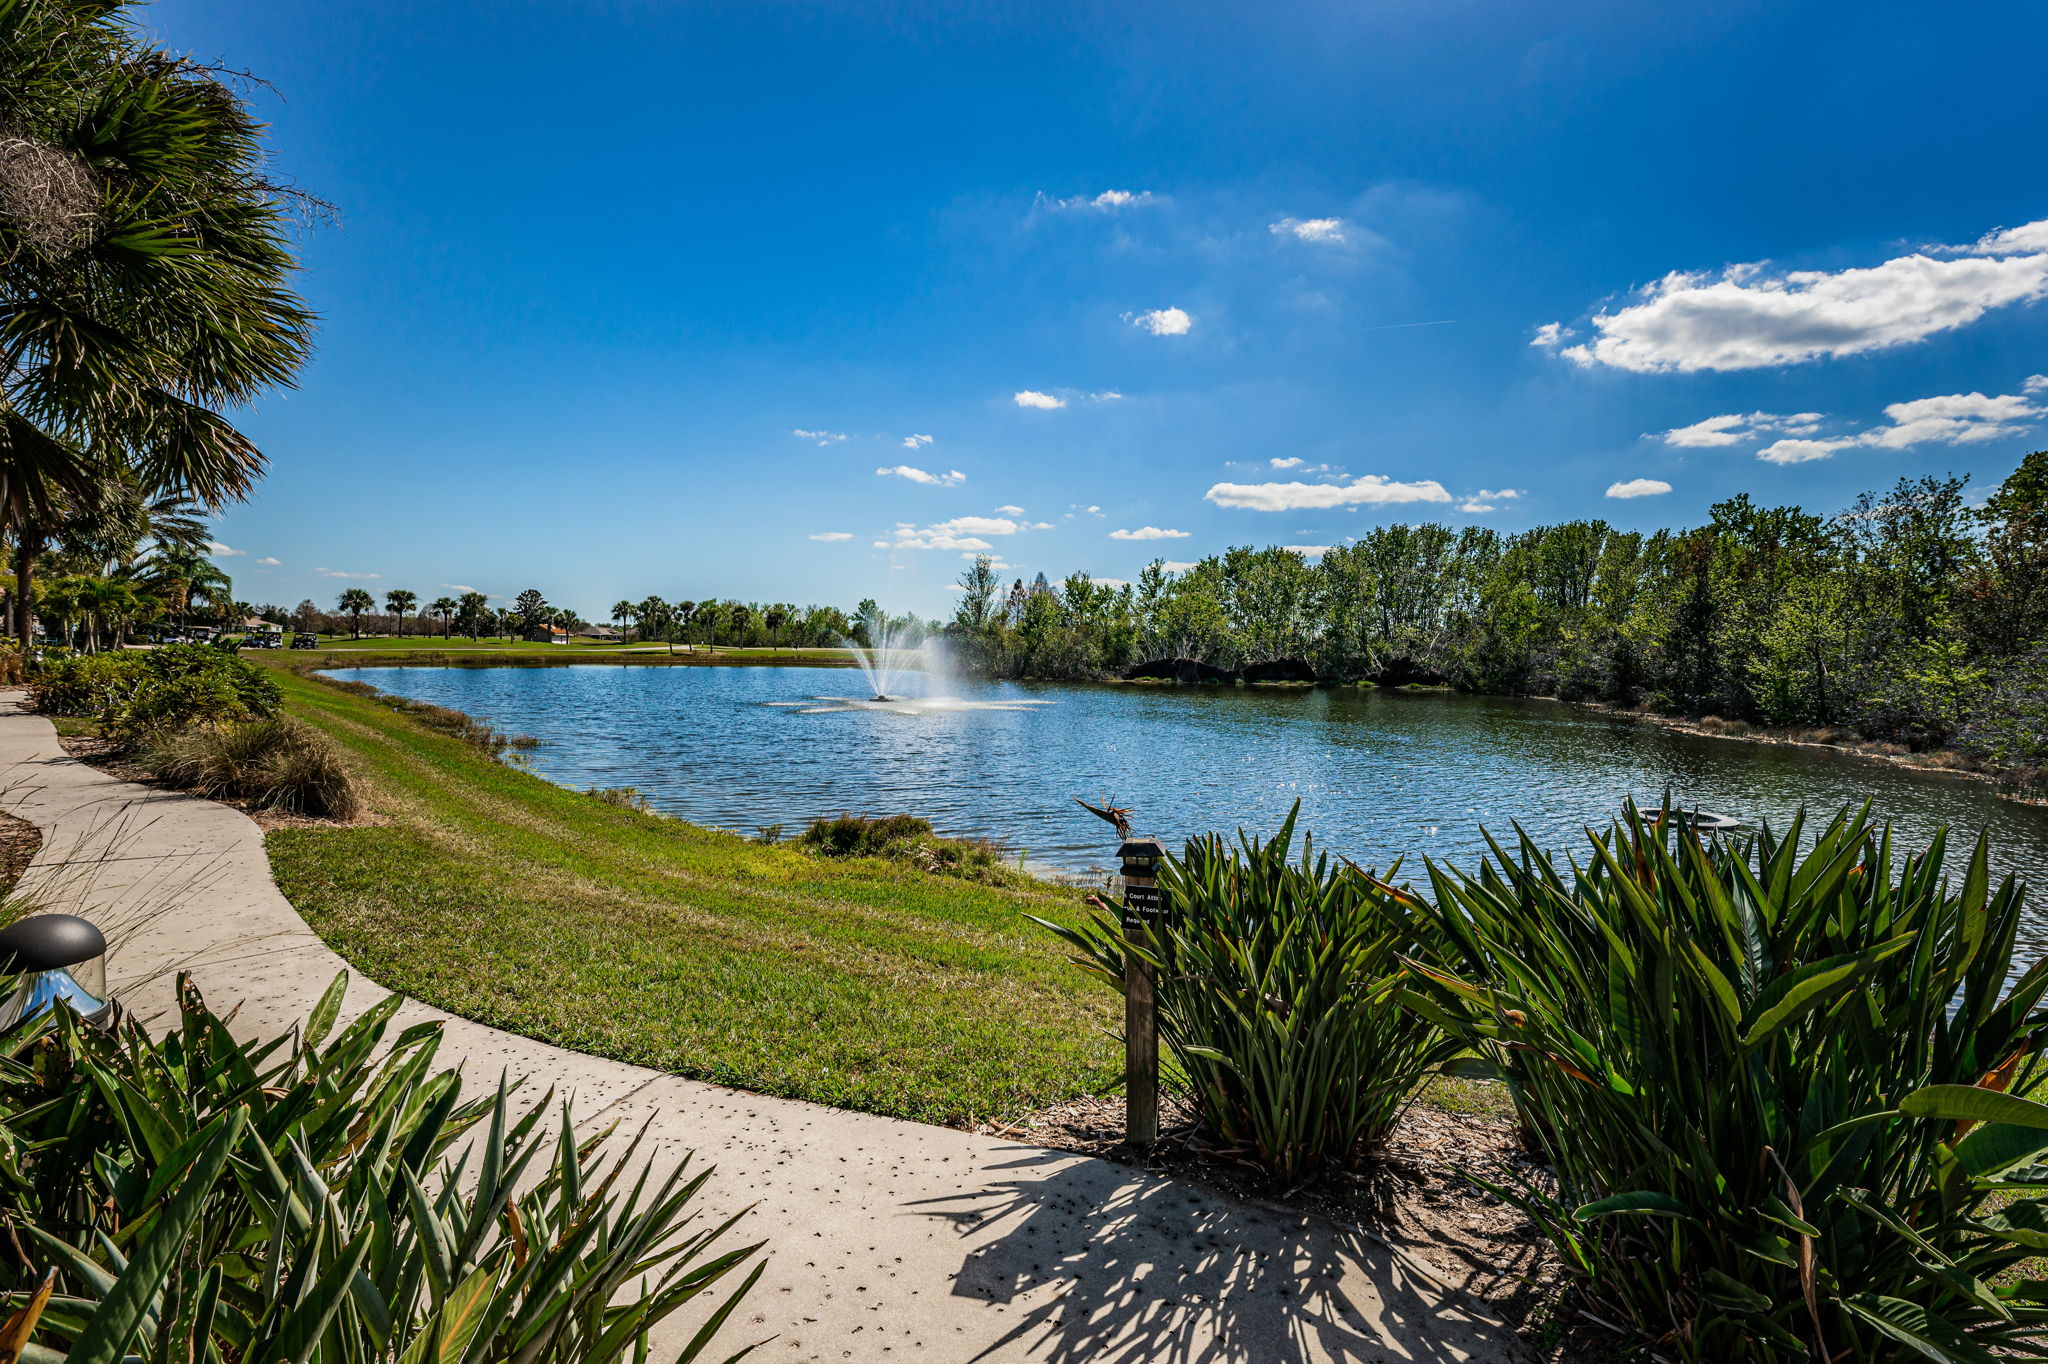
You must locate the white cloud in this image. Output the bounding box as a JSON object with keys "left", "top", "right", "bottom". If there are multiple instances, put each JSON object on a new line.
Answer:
{"left": 1040, "top": 189, "right": 1156, "bottom": 212}
{"left": 255, "top": 556, "right": 280, "bottom": 566}
{"left": 1205, "top": 474, "right": 1453, "bottom": 512}
{"left": 1530, "top": 322, "right": 1572, "bottom": 348}
{"left": 793, "top": 428, "right": 846, "bottom": 445}
{"left": 883, "top": 515, "right": 1022, "bottom": 552}
{"left": 1091, "top": 391, "right": 1123, "bottom": 401}
{"left": 1283, "top": 545, "right": 1330, "bottom": 557}
{"left": 901, "top": 433, "right": 934, "bottom": 449}
{"left": 876, "top": 465, "right": 966, "bottom": 487}
{"left": 1160, "top": 561, "right": 1198, "bottom": 573}
{"left": 1270, "top": 217, "right": 1346, "bottom": 244}
{"left": 1756, "top": 386, "right": 2043, "bottom": 465}
{"left": 1460, "top": 490, "right": 1523, "bottom": 513}
{"left": 1477, "top": 488, "right": 1524, "bottom": 500}
{"left": 316, "top": 567, "right": 382, "bottom": 579}
{"left": 206, "top": 541, "right": 244, "bottom": 557}
{"left": 1129, "top": 307, "right": 1193, "bottom": 337}
{"left": 1606, "top": 478, "right": 1673, "bottom": 499}
{"left": 1094, "top": 577, "right": 1131, "bottom": 589}
{"left": 1270, "top": 457, "right": 1305, "bottom": 469}
{"left": 1109, "top": 526, "right": 1190, "bottom": 541}
{"left": 1014, "top": 390, "right": 1066, "bottom": 410}
{"left": 1560, "top": 219, "right": 2048, "bottom": 372}
{"left": 809, "top": 531, "right": 854, "bottom": 541}
{"left": 994, "top": 504, "right": 1025, "bottom": 515}
{"left": 2025, "top": 374, "right": 2048, "bottom": 394}
{"left": 440, "top": 583, "right": 478, "bottom": 593}
{"left": 1660, "top": 411, "right": 1825, "bottom": 447}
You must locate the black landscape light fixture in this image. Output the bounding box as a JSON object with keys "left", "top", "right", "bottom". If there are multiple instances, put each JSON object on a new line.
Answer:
{"left": 0, "top": 914, "right": 111, "bottom": 1027}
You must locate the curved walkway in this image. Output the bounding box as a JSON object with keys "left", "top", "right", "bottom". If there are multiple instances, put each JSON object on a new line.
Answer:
{"left": 0, "top": 698, "right": 1521, "bottom": 1364}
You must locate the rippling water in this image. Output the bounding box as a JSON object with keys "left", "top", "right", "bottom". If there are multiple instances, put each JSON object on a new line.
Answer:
{"left": 334, "top": 664, "right": 2048, "bottom": 948}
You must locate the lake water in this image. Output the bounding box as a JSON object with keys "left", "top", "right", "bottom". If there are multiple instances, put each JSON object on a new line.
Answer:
{"left": 333, "top": 661, "right": 2048, "bottom": 908}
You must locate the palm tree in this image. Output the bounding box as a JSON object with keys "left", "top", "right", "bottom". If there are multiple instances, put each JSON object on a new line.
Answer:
{"left": 696, "top": 602, "right": 723, "bottom": 654}
{"left": 635, "top": 596, "right": 668, "bottom": 653}
{"left": 458, "top": 591, "right": 489, "bottom": 640}
{"left": 764, "top": 606, "right": 788, "bottom": 658}
{"left": 1, "top": 2, "right": 317, "bottom": 647}
{"left": 727, "top": 604, "right": 753, "bottom": 648}
{"left": 337, "top": 587, "right": 374, "bottom": 638}
{"left": 611, "top": 599, "right": 634, "bottom": 644}
{"left": 385, "top": 589, "right": 417, "bottom": 638}
{"left": 74, "top": 576, "right": 139, "bottom": 652}
{"left": 135, "top": 546, "right": 230, "bottom": 631}
{"left": 674, "top": 601, "right": 696, "bottom": 652}
{"left": 430, "top": 596, "right": 458, "bottom": 637}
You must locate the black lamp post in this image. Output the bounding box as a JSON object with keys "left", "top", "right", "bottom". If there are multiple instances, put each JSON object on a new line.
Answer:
{"left": 0, "top": 914, "right": 111, "bottom": 1027}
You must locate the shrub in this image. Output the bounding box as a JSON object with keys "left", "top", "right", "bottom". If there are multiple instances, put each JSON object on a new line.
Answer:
{"left": 142, "top": 716, "right": 361, "bottom": 818}
{"left": 0, "top": 973, "right": 763, "bottom": 1363}
{"left": 588, "top": 784, "right": 653, "bottom": 811}
{"left": 1037, "top": 806, "right": 1455, "bottom": 1186}
{"left": 31, "top": 644, "right": 281, "bottom": 741}
{"left": 796, "top": 813, "right": 1024, "bottom": 885}
{"left": 1399, "top": 802, "right": 2048, "bottom": 1362}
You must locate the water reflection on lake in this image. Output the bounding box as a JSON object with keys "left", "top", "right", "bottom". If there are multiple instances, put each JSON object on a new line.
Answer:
{"left": 332, "top": 664, "right": 2048, "bottom": 954}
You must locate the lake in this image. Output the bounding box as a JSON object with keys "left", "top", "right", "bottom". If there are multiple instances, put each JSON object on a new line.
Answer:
{"left": 333, "top": 660, "right": 2048, "bottom": 908}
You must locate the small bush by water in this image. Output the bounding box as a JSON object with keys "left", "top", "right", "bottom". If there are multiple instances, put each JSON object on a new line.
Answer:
{"left": 142, "top": 716, "right": 361, "bottom": 818}
{"left": 319, "top": 676, "right": 535, "bottom": 757}
{"left": 32, "top": 644, "right": 281, "bottom": 741}
{"left": 1399, "top": 802, "right": 2048, "bottom": 1362}
{"left": 1038, "top": 805, "right": 1454, "bottom": 1186}
{"left": 797, "top": 813, "right": 1027, "bottom": 886}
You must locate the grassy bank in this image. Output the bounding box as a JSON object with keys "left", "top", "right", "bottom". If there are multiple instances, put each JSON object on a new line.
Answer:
{"left": 261, "top": 667, "right": 1116, "bottom": 1124}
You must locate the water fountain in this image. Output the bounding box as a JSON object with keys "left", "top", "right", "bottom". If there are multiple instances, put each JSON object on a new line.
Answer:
{"left": 766, "top": 614, "right": 1052, "bottom": 715}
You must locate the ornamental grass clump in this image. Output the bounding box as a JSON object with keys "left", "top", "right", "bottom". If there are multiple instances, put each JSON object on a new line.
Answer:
{"left": 1398, "top": 801, "right": 2048, "bottom": 1362}
{"left": 1039, "top": 806, "right": 1455, "bottom": 1186}
{"left": 0, "top": 972, "right": 764, "bottom": 1364}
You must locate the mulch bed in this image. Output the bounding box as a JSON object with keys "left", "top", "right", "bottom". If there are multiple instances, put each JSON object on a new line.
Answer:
{"left": 0, "top": 810, "right": 42, "bottom": 897}
{"left": 976, "top": 1090, "right": 1614, "bottom": 1361}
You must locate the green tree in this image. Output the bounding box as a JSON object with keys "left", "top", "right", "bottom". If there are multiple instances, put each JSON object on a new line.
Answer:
{"left": 0, "top": 0, "right": 317, "bottom": 646}
{"left": 384, "top": 588, "right": 417, "bottom": 638}
{"left": 457, "top": 590, "right": 489, "bottom": 640}
{"left": 513, "top": 588, "right": 548, "bottom": 636}
{"left": 429, "top": 595, "right": 458, "bottom": 636}
{"left": 336, "top": 586, "right": 374, "bottom": 638}
{"left": 611, "top": 598, "right": 634, "bottom": 642}
{"left": 763, "top": 605, "right": 787, "bottom": 656}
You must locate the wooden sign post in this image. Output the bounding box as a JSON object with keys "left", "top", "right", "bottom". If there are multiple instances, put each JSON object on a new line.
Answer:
{"left": 1119, "top": 838, "right": 1167, "bottom": 1147}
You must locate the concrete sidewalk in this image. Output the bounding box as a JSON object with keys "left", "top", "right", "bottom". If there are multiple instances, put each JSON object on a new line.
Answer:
{"left": 0, "top": 697, "right": 1523, "bottom": 1363}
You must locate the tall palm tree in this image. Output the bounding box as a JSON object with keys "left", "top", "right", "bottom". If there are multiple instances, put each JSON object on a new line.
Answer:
{"left": 458, "top": 591, "right": 488, "bottom": 640}
{"left": 385, "top": 588, "right": 417, "bottom": 638}
{"left": 764, "top": 606, "right": 787, "bottom": 658}
{"left": 337, "top": 587, "right": 374, "bottom": 638}
{"left": 430, "top": 595, "right": 458, "bottom": 637}
{"left": 136, "top": 545, "right": 230, "bottom": 631}
{"left": 73, "top": 575, "right": 138, "bottom": 652}
{"left": 611, "top": 599, "right": 634, "bottom": 643}
{"left": 0, "top": 1, "right": 317, "bottom": 647}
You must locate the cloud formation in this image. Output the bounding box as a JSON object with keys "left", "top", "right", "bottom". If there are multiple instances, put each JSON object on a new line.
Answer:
{"left": 1205, "top": 474, "right": 1452, "bottom": 511}
{"left": 206, "top": 541, "right": 244, "bottom": 557}
{"left": 1129, "top": 306, "right": 1193, "bottom": 336}
{"left": 255, "top": 556, "right": 280, "bottom": 566}
{"left": 1755, "top": 385, "right": 2044, "bottom": 465}
{"left": 1040, "top": 189, "right": 1155, "bottom": 212}
{"left": 1283, "top": 545, "right": 1330, "bottom": 556}
{"left": 1559, "top": 219, "right": 2048, "bottom": 372}
{"left": 1530, "top": 322, "right": 1572, "bottom": 348}
{"left": 881, "top": 516, "right": 1021, "bottom": 551}
{"left": 1660, "top": 411, "right": 1825, "bottom": 447}
{"left": 1458, "top": 489, "right": 1524, "bottom": 513}
{"left": 901, "top": 433, "right": 933, "bottom": 448}
{"left": 809, "top": 531, "right": 854, "bottom": 541}
{"left": 1270, "top": 217, "right": 1346, "bottom": 244}
{"left": 1014, "top": 390, "right": 1066, "bottom": 409}
{"left": 876, "top": 465, "right": 966, "bottom": 487}
{"left": 317, "top": 567, "right": 382, "bottom": 579}
{"left": 1160, "top": 561, "right": 1198, "bottom": 573}
{"left": 1109, "top": 526, "right": 1190, "bottom": 540}
{"left": 793, "top": 428, "right": 846, "bottom": 445}
{"left": 1606, "top": 478, "right": 1673, "bottom": 499}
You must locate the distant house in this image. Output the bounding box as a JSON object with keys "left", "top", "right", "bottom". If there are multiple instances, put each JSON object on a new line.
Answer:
{"left": 524, "top": 624, "right": 570, "bottom": 644}
{"left": 579, "top": 627, "right": 621, "bottom": 641}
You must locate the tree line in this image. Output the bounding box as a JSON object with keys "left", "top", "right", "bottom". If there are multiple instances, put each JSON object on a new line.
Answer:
{"left": 948, "top": 455, "right": 2048, "bottom": 766}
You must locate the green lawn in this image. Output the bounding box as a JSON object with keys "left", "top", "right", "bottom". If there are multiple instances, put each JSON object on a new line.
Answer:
{"left": 262, "top": 668, "right": 1118, "bottom": 1125}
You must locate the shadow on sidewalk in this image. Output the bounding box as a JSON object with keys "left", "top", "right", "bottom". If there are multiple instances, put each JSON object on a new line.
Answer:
{"left": 906, "top": 1145, "right": 1526, "bottom": 1363}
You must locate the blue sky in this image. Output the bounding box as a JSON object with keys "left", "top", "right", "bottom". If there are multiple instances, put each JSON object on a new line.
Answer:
{"left": 159, "top": 0, "right": 2048, "bottom": 619}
